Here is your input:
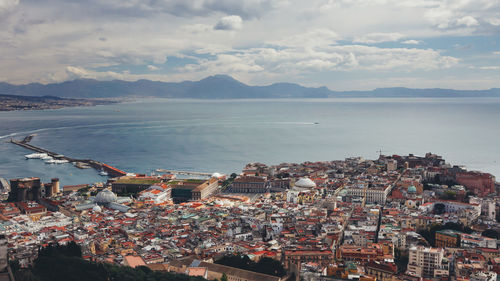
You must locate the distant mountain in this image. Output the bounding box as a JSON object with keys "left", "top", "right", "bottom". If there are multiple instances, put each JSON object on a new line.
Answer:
{"left": 1, "top": 75, "right": 499, "bottom": 98}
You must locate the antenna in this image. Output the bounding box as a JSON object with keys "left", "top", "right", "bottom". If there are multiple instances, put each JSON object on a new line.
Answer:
{"left": 376, "top": 149, "right": 387, "bottom": 157}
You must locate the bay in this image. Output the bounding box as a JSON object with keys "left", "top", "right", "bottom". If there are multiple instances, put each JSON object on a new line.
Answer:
{"left": 0, "top": 98, "right": 499, "bottom": 186}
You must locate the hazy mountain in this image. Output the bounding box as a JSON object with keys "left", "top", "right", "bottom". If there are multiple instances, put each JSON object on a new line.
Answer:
{"left": 1, "top": 75, "right": 499, "bottom": 98}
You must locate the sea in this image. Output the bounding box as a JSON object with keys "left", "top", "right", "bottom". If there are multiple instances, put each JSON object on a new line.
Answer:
{"left": 1, "top": 98, "right": 499, "bottom": 186}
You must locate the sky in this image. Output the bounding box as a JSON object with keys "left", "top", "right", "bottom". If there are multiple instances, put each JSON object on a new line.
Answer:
{"left": 1, "top": 0, "right": 500, "bottom": 90}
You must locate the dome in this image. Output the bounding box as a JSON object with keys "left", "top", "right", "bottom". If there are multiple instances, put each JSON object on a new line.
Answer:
{"left": 295, "top": 177, "right": 316, "bottom": 189}
{"left": 92, "top": 205, "right": 102, "bottom": 212}
{"left": 95, "top": 189, "right": 117, "bottom": 204}
{"left": 212, "top": 172, "right": 224, "bottom": 178}
{"left": 408, "top": 185, "right": 417, "bottom": 193}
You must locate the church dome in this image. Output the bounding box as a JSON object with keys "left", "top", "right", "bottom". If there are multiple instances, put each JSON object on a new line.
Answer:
{"left": 295, "top": 177, "right": 316, "bottom": 189}
{"left": 95, "top": 189, "right": 117, "bottom": 204}
{"left": 408, "top": 185, "right": 417, "bottom": 193}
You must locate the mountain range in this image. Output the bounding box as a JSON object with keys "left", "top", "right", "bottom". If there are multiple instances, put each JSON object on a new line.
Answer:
{"left": 1, "top": 75, "right": 499, "bottom": 99}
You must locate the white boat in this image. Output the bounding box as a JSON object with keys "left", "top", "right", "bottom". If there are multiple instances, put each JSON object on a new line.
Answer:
{"left": 41, "top": 155, "right": 53, "bottom": 160}
{"left": 45, "top": 159, "right": 56, "bottom": 164}
{"left": 99, "top": 170, "right": 108, "bottom": 176}
{"left": 25, "top": 153, "right": 48, "bottom": 159}
{"left": 53, "top": 159, "right": 69, "bottom": 164}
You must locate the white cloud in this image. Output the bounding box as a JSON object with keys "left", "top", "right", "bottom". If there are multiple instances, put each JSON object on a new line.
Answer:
{"left": 147, "top": 65, "right": 159, "bottom": 71}
{"left": 402, "top": 40, "right": 420, "bottom": 45}
{"left": 353, "top": 32, "right": 405, "bottom": 44}
{"left": 455, "top": 16, "right": 478, "bottom": 27}
{"left": 487, "top": 18, "right": 500, "bottom": 26}
{"left": 479, "top": 66, "right": 500, "bottom": 70}
{"left": 0, "top": 0, "right": 19, "bottom": 12}
{"left": 214, "top": 15, "right": 243, "bottom": 30}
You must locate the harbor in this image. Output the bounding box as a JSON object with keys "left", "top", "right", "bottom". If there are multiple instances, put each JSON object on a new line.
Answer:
{"left": 9, "top": 134, "right": 127, "bottom": 177}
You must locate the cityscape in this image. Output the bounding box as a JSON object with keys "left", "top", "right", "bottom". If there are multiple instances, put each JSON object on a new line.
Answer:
{"left": 0, "top": 150, "right": 498, "bottom": 281}
{"left": 1, "top": 0, "right": 500, "bottom": 281}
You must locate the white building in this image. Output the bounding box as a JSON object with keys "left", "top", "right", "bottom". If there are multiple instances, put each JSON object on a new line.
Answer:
{"left": 406, "top": 246, "right": 444, "bottom": 278}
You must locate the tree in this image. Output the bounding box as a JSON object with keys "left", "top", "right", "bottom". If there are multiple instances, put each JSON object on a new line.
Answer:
{"left": 481, "top": 229, "right": 500, "bottom": 239}
{"left": 220, "top": 273, "right": 228, "bottom": 281}
{"left": 433, "top": 203, "right": 445, "bottom": 214}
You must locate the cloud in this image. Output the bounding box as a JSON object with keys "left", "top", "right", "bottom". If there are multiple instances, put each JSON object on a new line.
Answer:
{"left": 479, "top": 66, "right": 500, "bottom": 70}
{"left": 353, "top": 33, "right": 405, "bottom": 44}
{"left": 455, "top": 16, "right": 478, "bottom": 27}
{"left": 66, "top": 66, "right": 130, "bottom": 80}
{"left": 272, "top": 29, "right": 339, "bottom": 48}
{"left": 402, "top": 40, "right": 420, "bottom": 45}
{"left": 214, "top": 15, "right": 242, "bottom": 30}
{"left": 92, "top": 0, "right": 282, "bottom": 19}
{"left": 147, "top": 65, "right": 159, "bottom": 71}
{"left": 0, "top": 0, "right": 19, "bottom": 12}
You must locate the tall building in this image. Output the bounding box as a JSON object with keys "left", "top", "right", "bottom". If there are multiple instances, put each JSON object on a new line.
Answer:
{"left": 406, "top": 246, "right": 444, "bottom": 278}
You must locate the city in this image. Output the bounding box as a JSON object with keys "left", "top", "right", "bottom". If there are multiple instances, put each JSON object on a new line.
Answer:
{"left": 0, "top": 152, "right": 498, "bottom": 281}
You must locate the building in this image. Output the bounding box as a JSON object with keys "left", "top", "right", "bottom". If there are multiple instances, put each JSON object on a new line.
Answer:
{"left": 171, "top": 178, "right": 218, "bottom": 203}
{"left": 284, "top": 250, "right": 333, "bottom": 269}
{"left": 16, "top": 201, "right": 47, "bottom": 219}
{"left": 406, "top": 246, "right": 444, "bottom": 278}
{"left": 191, "top": 178, "right": 219, "bottom": 200}
{"left": 124, "top": 255, "right": 146, "bottom": 268}
{"left": 231, "top": 176, "right": 268, "bottom": 193}
{"left": 456, "top": 171, "right": 495, "bottom": 197}
{"left": 138, "top": 185, "right": 171, "bottom": 204}
{"left": 159, "top": 257, "right": 283, "bottom": 281}
{"left": 8, "top": 177, "right": 60, "bottom": 201}
{"left": 470, "top": 271, "right": 497, "bottom": 281}
{"left": 110, "top": 176, "right": 164, "bottom": 194}
{"left": 435, "top": 230, "right": 460, "bottom": 248}
{"left": 365, "top": 261, "right": 397, "bottom": 281}
{"left": 75, "top": 189, "right": 132, "bottom": 212}
{"left": 345, "top": 184, "right": 391, "bottom": 204}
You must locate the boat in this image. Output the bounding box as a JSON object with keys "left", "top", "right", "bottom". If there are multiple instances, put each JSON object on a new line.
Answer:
{"left": 99, "top": 170, "right": 108, "bottom": 176}
{"left": 45, "top": 159, "right": 56, "bottom": 164}
{"left": 53, "top": 159, "right": 69, "bottom": 164}
{"left": 25, "top": 153, "right": 48, "bottom": 159}
{"left": 41, "top": 155, "right": 53, "bottom": 160}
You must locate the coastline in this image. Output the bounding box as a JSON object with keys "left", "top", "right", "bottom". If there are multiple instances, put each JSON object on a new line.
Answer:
{"left": 0, "top": 95, "right": 124, "bottom": 111}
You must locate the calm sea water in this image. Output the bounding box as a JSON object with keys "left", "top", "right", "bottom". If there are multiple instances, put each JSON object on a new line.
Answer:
{"left": 0, "top": 98, "right": 499, "bottom": 186}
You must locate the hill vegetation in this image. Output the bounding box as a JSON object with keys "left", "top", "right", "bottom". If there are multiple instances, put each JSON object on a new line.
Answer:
{"left": 11, "top": 242, "right": 206, "bottom": 281}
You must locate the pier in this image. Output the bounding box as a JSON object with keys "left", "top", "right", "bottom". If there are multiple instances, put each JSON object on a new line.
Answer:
{"left": 10, "top": 135, "right": 127, "bottom": 177}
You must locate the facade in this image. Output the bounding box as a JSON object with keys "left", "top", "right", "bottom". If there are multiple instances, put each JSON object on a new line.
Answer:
{"left": 406, "top": 246, "right": 444, "bottom": 278}
{"left": 455, "top": 172, "right": 495, "bottom": 197}
{"left": 191, "top": 178, "right": 219, "bottom": 200}
{"left": 435, "top": 230, "right": 460, "bottom": 248}
{"left": 365, "top": 261, "right": 397, "bottom": 281}
{"left": 231, "top": 176, "right": 268, "bottom": 193}
{"left": 345, "top": 185, "right": 391, "bottom": 204}
{"left": 284, "top": 250, "right": 334, "bottom": 268}
{"left": 172, "top": 178, "right": 219, "bottom": 202}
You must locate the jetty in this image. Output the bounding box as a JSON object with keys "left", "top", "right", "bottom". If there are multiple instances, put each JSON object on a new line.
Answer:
{"left": 10, "top": 135, "right": 127, "bottom": 177}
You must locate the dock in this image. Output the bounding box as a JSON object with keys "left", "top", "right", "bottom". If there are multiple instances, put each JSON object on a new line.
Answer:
{"left": 10, "top": 135, "right": 127, "bottom": 177}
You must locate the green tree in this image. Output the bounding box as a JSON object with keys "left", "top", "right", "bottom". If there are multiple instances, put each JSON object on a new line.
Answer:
{"left": 220, "top": 273, "right": 228, "bottom": 281}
